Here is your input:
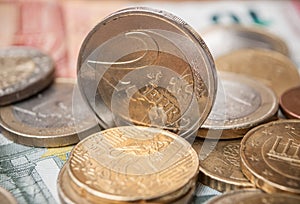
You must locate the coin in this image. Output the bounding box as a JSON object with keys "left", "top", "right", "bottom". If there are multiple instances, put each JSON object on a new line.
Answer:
{"left": 216, "top": 49, "right": 300, "bottom": 97}
{"left": 192, "top": 138, "right": 254, "bottom": 192}
{"left": 0, "top": 79, "right": 98, "bottom": 147}
{"left": 0, "top": 47, "right": 55, "bottom": 106}
{"left": 280, "top": 86, "right": 300, "bottom": 119}
{"left": 64, "top": 126, "right": 198, "bottom": 203}
{"left": 0, "top": 186, "right": 17, "bottom": 204}
{"left": 201, "top": 25, "right": 289, "bottom": 58}
{"left": 77, "top": 7, "right": 217, "bottom": 137}
{"left": 206, "top": 189, "right": 300, "bottom": 204}
{"left": 240, "top": 119, "right": 300, "bottom": 194}
{"left": 197, "top": 72, "right": 278, "bottom": 139}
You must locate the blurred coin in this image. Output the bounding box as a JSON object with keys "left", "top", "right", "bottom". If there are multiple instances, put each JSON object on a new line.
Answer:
{"left": 240, "top": 120, "right": 300, "bottom": 194}
{"left": 280, "top": 86, "right": 300, "bottom": 119}
{"left": 192, "top": 138, "right": 254, "bottom": 192}
{"left": 0, "top": 79, "right": 98, "bottom": 147}
{"left": 206, "top": 189, "right": 300, "bottom": 204}
{"left": 198, "top": 72, "right": 278, "bottom": 139}
{"left": 201, "top": 25, "right": 289, "bottom": 58}
{"left": 64, "top": 126, "right": 198, "bottom": 203}
{"left": 0, "top": 186, "right": 17, "bottom": 204}
{"left": 216, "top": 49, "right": 300, "bottom": 97}
{"left": 77, "top": 7, "right": 217, "bottom": 137}
{"left": 0, "top": 47, "right": 54, "bottom": 106}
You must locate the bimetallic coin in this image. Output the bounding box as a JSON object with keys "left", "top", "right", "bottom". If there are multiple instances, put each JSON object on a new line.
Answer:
{"left": 240, "top": 120, "right": 300, "bottom": 194}
{"left": 0, "top": 47, "right": 54, "bottom": 105}
{"left": 65, "top": 126, "right": 198, "bottom": 202}
{"left": 192, "top": 139, "right": 254, "bottom": 192}
{"left": 201, "top": 25, "right": 289, "bottom": 58}
{"left": 280, "top": 86, "right": 300, "bottom": 119}
{"left": 216, "top": 49, "right": 300, "bottom": 97}
{"left": 198, "top": 72, "right": 278, "bottom": 139}
{"left": 77, "top": 7, "right": 217, "bottom": 137}
{"left": 0, "top": 79, "right": 98, "bottom": 147}
{"left": 0, "top": 186, "right": 17, "bottom": 204}
{"left": 206, "top": 189, "right": 300, "bottom": 204}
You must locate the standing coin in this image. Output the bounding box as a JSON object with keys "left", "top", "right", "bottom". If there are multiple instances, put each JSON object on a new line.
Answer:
{"left": 198, "top": 72, "right": 278, "bottom": 139}
{"left": 77, "top": 7, "right": 217, "bottom": 137}
{"left": 201, "top": 25, "right": 289, "bottom": 58}
{"left": 0, "top": 47, "right": 55, "bottom": 105}
{"left": 0, "top": 79, "right": 98, "bottom": 147}
{"left": 0, "top": 186, "right": 17, "bottom": 204}
{"left": 216, "top": 49, "right": 300, "bottom": 97}
{"left": 192, "top": 138, "right": 254, "bottom": 192}
{"left": 280, "top": 86, "right": 300, "bottom": 119}
{"left": 240, "top": 120, "right": 300, "bottom": 194}
{"left": 62, "top": 126, "right": 199, "bottom": 203}
{"left": 206, "top": 189, "right": 300, "bottom": 204}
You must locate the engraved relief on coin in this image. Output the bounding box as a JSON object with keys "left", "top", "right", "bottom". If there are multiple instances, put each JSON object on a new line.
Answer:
{"left": 241, "top": 120, "right": 300, "bottom": 194}
{"left": 193, "top": 139, "right": 253, "bottom": 191}
{"left": 0, "top": 79, "right": 98, "bottom": 147}
{"left": 0, "top": 47, "right": 54, "bottom": 105}
{"left": 198, "top": 72, "right": 278, "bottom": 139}
{"left": 77, "top": 7, "right": 217, "bottom": 135}
{"left": 216, "top": 49, "right": 300, "bottom": 97}
{"left": 68, "top": 126, "right": 199, "bottom": 201}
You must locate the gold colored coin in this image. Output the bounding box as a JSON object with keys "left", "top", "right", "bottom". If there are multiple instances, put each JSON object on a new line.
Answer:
{"left": 198, "top": 72, "right": 278, "bottom": 139}
{"left": 216, "top": 49, "right": 300, "bottom": 97}
{"left": 58, "top": 163, "right": 197, "bottom": 204}
{"left": 240, "top": 119, "right": 300, "bottom": 194}
{"left": 65, "top": 126, "right": 198, "bottom": 202}
{"left": 192, "top": 138, "right": 254, "bottom": 192}
{"left": 0, "top": 79, "right": 98, "bottom": 147}
{"left": 0, "top": 186, "right": 17, "bottom": 204}
{"left": 206, "top": 189, "right": 300, "bottom": 204}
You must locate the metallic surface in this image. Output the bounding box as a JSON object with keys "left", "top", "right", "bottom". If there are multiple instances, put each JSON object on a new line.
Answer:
{"left": 240, "top": 120, "right": 300, "bottom": 194}
{"left": 201, "top": 25, "right": 289, "bottom": 58}
{"left": 0, "top": 47, "right": 55, "bottom": 105}
{"left": 216, "top": 49, "right": 300, "bottom": 97}
{"left": 77, "top": 7, "right": 217, "bottom": 136}
{"left": 198, "top": 72, "right": 278, "bottom": 139}
{"left": 206, "top": 189, "right": 300, "bottom": 204}
{"left": 66, "top": 126, "right": 199, "bottom": 202}
{"left": 192, "top": 138, "right": 254, "bottom": 192}
{"left": 0, "top": 186, "right": 17, "bottom": 204}
{"left": 0, "top": 79, "right": 98, "bottom": 147}
{"left": 280, "top": 86, "right": 300, "bottom": 119}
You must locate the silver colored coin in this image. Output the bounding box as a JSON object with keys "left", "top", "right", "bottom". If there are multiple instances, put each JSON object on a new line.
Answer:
{"left": 198, "top": 72, "right": 278, "bottom": 139}
{"left": 201, "top": 25, "right": 289, "bottom": 58}
{"left": 77, "top": 7, "right": 217, "bottom": 138}
{"left": 0, "top": 46, "right": 55, "bottom": 105}
{"left": 0, "top": 79, "right": 98, "bottom": 147}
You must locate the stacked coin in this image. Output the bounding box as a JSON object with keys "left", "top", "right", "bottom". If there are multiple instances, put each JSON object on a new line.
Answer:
{"left": 58, "top": 126, "right": 199, "bottom": 204}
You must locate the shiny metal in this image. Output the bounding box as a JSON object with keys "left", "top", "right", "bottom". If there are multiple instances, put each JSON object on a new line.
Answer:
{"left": 240, "top": 120, "right": 300, "bottom": 194}
{"left": 77, "top": 7, "right": 217, "bottom": 138}
{"left": 62, "top": 126, "right": 198, "bottom": 203}
{"left": 201, "top": 25, "right": 289, "bottom": 58}
{"left": 216, "top": 49, "right": 300, "bottom": 97}
{"left": 280, "top": 86, "right": 300, "bottom": 119}
{"left": 206, "top": 189, "right": 300, "bottom": 204}
{"left": 0, "top": 79, "right": 98, "bottom": 147}
{"left": 198, "top": 72, "right": 278, "bottom": 139}
{"left": 193, "top": 138, "right": 254, "bottom": 192}
{"left": 0, "top": 47, "right": 54, "bottom": 105}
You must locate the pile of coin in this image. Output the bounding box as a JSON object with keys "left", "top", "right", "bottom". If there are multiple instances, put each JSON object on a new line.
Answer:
{"left": 0, "top": 6, "right": 300, "bottom": 204}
